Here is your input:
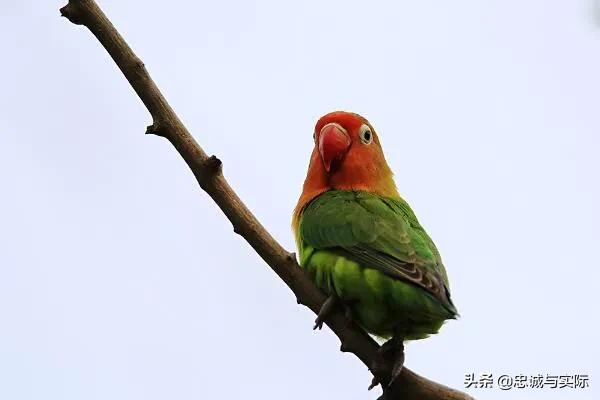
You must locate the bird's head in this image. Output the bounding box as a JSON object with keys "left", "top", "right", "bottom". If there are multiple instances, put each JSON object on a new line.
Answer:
{"left": 294, "top": 111, "right": 399, "bottom": 221}
{"left": 314, "top": 111, "right": 384, "bottom": 175}
{"left": 308, "top": 111, "right": 397, "bottom": 194}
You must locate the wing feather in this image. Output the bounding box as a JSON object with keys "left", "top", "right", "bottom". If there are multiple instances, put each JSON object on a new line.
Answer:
{"left": 300, "top": 190, "right": 456, "bottom": 314}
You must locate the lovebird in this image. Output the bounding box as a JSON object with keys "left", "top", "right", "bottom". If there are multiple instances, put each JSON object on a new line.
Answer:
{"left": 292, "top": 111, "right": 457, "bottom": 386}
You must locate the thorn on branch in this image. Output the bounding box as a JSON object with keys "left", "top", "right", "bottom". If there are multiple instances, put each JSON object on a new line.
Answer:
{"left": 60, "top": 2, "right": 85, "bottom": 25}
{"left": 145, "top": 122, "right": 168, "bottom": 137}
{"left": 205, "top": 155, "right": 222, "bottom": 174}
{"left": 286, "top": 252, "right": 297, "bottom": 263}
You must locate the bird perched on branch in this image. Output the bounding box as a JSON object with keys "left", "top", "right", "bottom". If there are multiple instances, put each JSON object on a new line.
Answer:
{"left": 292, "top": 111, "right": 457, "bottom": 389}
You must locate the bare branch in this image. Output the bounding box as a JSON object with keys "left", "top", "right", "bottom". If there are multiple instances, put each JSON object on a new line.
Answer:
{"left": 59, "top": 1, "right": 473, "bottom": 399}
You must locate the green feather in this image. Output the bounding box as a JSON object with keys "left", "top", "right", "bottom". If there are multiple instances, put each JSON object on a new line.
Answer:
{"left": 298, "top": 190, "right": 457, "bottom": 339}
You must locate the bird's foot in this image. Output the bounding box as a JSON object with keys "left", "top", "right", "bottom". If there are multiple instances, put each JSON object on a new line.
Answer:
{"left": 313, "top": 295, "right": 355, "bottom": 330}
{"left": 368, "top": 375, "right": 380, "bottom": 391}
{"left": 313, "top": 294, "right": 338, "bottom": 330}
{"left": 388, "top": 341, "right": 405, "bottom": 387}
{"left": 368, "top": 334, "right": 405, "bottom": 391}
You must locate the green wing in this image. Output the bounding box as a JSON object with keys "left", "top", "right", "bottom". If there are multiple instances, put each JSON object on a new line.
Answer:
{"left": 299, "top": 190, "right": 456, "bottom": 314}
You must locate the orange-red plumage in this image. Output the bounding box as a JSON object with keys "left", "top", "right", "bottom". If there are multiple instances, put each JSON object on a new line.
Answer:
{"left": 293, "top": 111, "right": 399, "bottom": 231}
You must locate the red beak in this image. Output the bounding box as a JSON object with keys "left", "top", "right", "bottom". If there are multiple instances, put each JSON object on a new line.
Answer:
{"left": 318, "top": 123, "right": 351, "bottom": 173}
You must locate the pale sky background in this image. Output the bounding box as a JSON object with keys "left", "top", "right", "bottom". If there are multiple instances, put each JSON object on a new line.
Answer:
{"left": 1, "top": 1, "right": 599, "bottom": 399}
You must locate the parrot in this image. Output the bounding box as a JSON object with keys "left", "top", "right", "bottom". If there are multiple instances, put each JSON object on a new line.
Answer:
{"left": 292, "top": 111, "right": 457, "bottom": 387}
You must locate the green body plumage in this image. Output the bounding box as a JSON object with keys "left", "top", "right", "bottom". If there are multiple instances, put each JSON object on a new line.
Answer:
{"left": 297, "top": 190, "right": 457, "bottom": 340}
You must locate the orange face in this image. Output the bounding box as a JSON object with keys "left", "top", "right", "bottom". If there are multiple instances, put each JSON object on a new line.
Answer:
{"left": 293, "top": 111, "right": 399, "bottom": 227}
{"left": 310, "top": 111, "right": 393, "bottom": 192}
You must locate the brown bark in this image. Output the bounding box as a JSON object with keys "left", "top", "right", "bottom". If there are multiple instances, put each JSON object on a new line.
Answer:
{"left": 59, "top": 1, "right": 474, "bottom": 399}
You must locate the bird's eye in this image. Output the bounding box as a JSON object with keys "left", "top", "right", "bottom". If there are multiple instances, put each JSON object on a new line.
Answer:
{"left": 359, "top": 124, "right": 373, "bottom": 145}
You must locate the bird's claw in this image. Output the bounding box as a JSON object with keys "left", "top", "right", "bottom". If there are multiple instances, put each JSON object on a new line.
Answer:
{"left": 369, "top": 334, "right": 405, "bottom": 392}
{"left": 313, "top": 294, "right": 338, "bottom": 330}
{"left": 388, "top": 346, "right": 405, "bottom": 387}
{"left": 368, "top": 376, "right": 380, "bottom": 391}
{"left": 313, "top": 318, "right": 324, "bottom": 330}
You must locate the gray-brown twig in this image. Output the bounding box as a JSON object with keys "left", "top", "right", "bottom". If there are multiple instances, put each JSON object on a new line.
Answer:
{"left": 59, "top": 1, "right": 474, "bottom": 399}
